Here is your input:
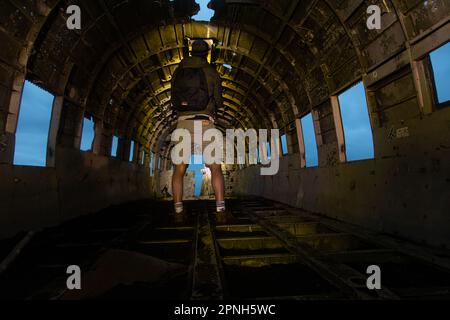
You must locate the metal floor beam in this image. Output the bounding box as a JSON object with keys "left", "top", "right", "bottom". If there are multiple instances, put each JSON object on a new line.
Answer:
{"left": 1, "top": 198, "right": 450, "bottom": 300}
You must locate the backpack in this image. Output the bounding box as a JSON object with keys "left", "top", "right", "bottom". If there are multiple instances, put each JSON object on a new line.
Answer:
{"left": 171, "top": 67, "right": 210, "bottom": 112}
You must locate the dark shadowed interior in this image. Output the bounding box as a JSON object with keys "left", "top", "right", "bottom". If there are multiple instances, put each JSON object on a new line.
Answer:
{"left": 0, "top": 0, "right": 449, "bottom": 301}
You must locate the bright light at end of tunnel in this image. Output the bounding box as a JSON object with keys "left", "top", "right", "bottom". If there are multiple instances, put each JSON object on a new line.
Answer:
{"left": 193, "top": 0, "right": 215, "bottom": 21}
{"left": 187, "top": 155, "right": 205, "bottom": 197}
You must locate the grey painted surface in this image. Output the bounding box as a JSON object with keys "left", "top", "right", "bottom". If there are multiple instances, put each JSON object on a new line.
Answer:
{"left": 0, "top": 146, "right": 153, "bottom": 239}
{"left": 232, "top": 109, "right": 450, "bottom": 248}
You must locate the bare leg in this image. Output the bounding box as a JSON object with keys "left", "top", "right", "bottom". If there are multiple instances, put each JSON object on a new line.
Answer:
{"left": 172, "top": 164, "right": 188, "bottom": 205}
{"left": 208, "top": 164, "right": 225, "bottom": 203}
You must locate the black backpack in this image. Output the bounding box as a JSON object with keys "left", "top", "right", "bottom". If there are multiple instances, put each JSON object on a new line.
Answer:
{"left": 172, "top": 67, "right": 210, "bottom": 112}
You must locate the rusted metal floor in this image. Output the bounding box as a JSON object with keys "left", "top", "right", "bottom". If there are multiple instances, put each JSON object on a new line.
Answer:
{"left": 1, "top": 198, "right": 450, "bottom": 300}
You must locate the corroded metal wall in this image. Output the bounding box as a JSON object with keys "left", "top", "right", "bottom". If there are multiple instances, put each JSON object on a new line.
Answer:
{"left": 0, "top": 1, "right": 449, "bottom": 245}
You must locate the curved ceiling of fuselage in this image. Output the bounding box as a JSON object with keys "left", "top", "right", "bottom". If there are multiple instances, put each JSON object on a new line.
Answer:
{"left": 26, "top": 0, "right": 369, "bottom": 153}
{"left": 82, "top": 22, "right": 303, "bottom": 142}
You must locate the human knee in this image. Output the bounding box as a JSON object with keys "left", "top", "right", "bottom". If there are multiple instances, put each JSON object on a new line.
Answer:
{"left": 208, "top": 164, "right": 223, "bottom": 176}
{"left": 173, "top": 165, "right": 187, "bottom": 177}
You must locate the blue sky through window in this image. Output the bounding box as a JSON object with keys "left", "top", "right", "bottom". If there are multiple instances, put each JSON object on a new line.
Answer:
{"left": 111, "top": 136, "right": 119, "bottom": 157}
{"left": 14, "top": 80, "right": 54, "bottom": 167}
{"left": 129, "top": 140, "right": 135, "bottom": 161}
{"left": 430, "top": 41, "right": 450, "bottom": 104}
{"left": 281, "top": 134, "right": 288, "bottom": 155}
{"left": 301, "top": 113, "right": 318, "bottom": 167}
{"left": 338, "top": 82, "right": 374, "bottom": 162}
{"left": 187, "top": 155, "right": 204, "bottom": 197}
{"left": 193, "top": 0, "right": 214, "bottom": 21}
{"left": 149, "top": 152, "right": 154, "bottom": 176}
{"left": 266, "top": 142, "right": 271, "bottom": 160}
{"left": 80, "top": 118, "right": 95, "bottom": 151}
